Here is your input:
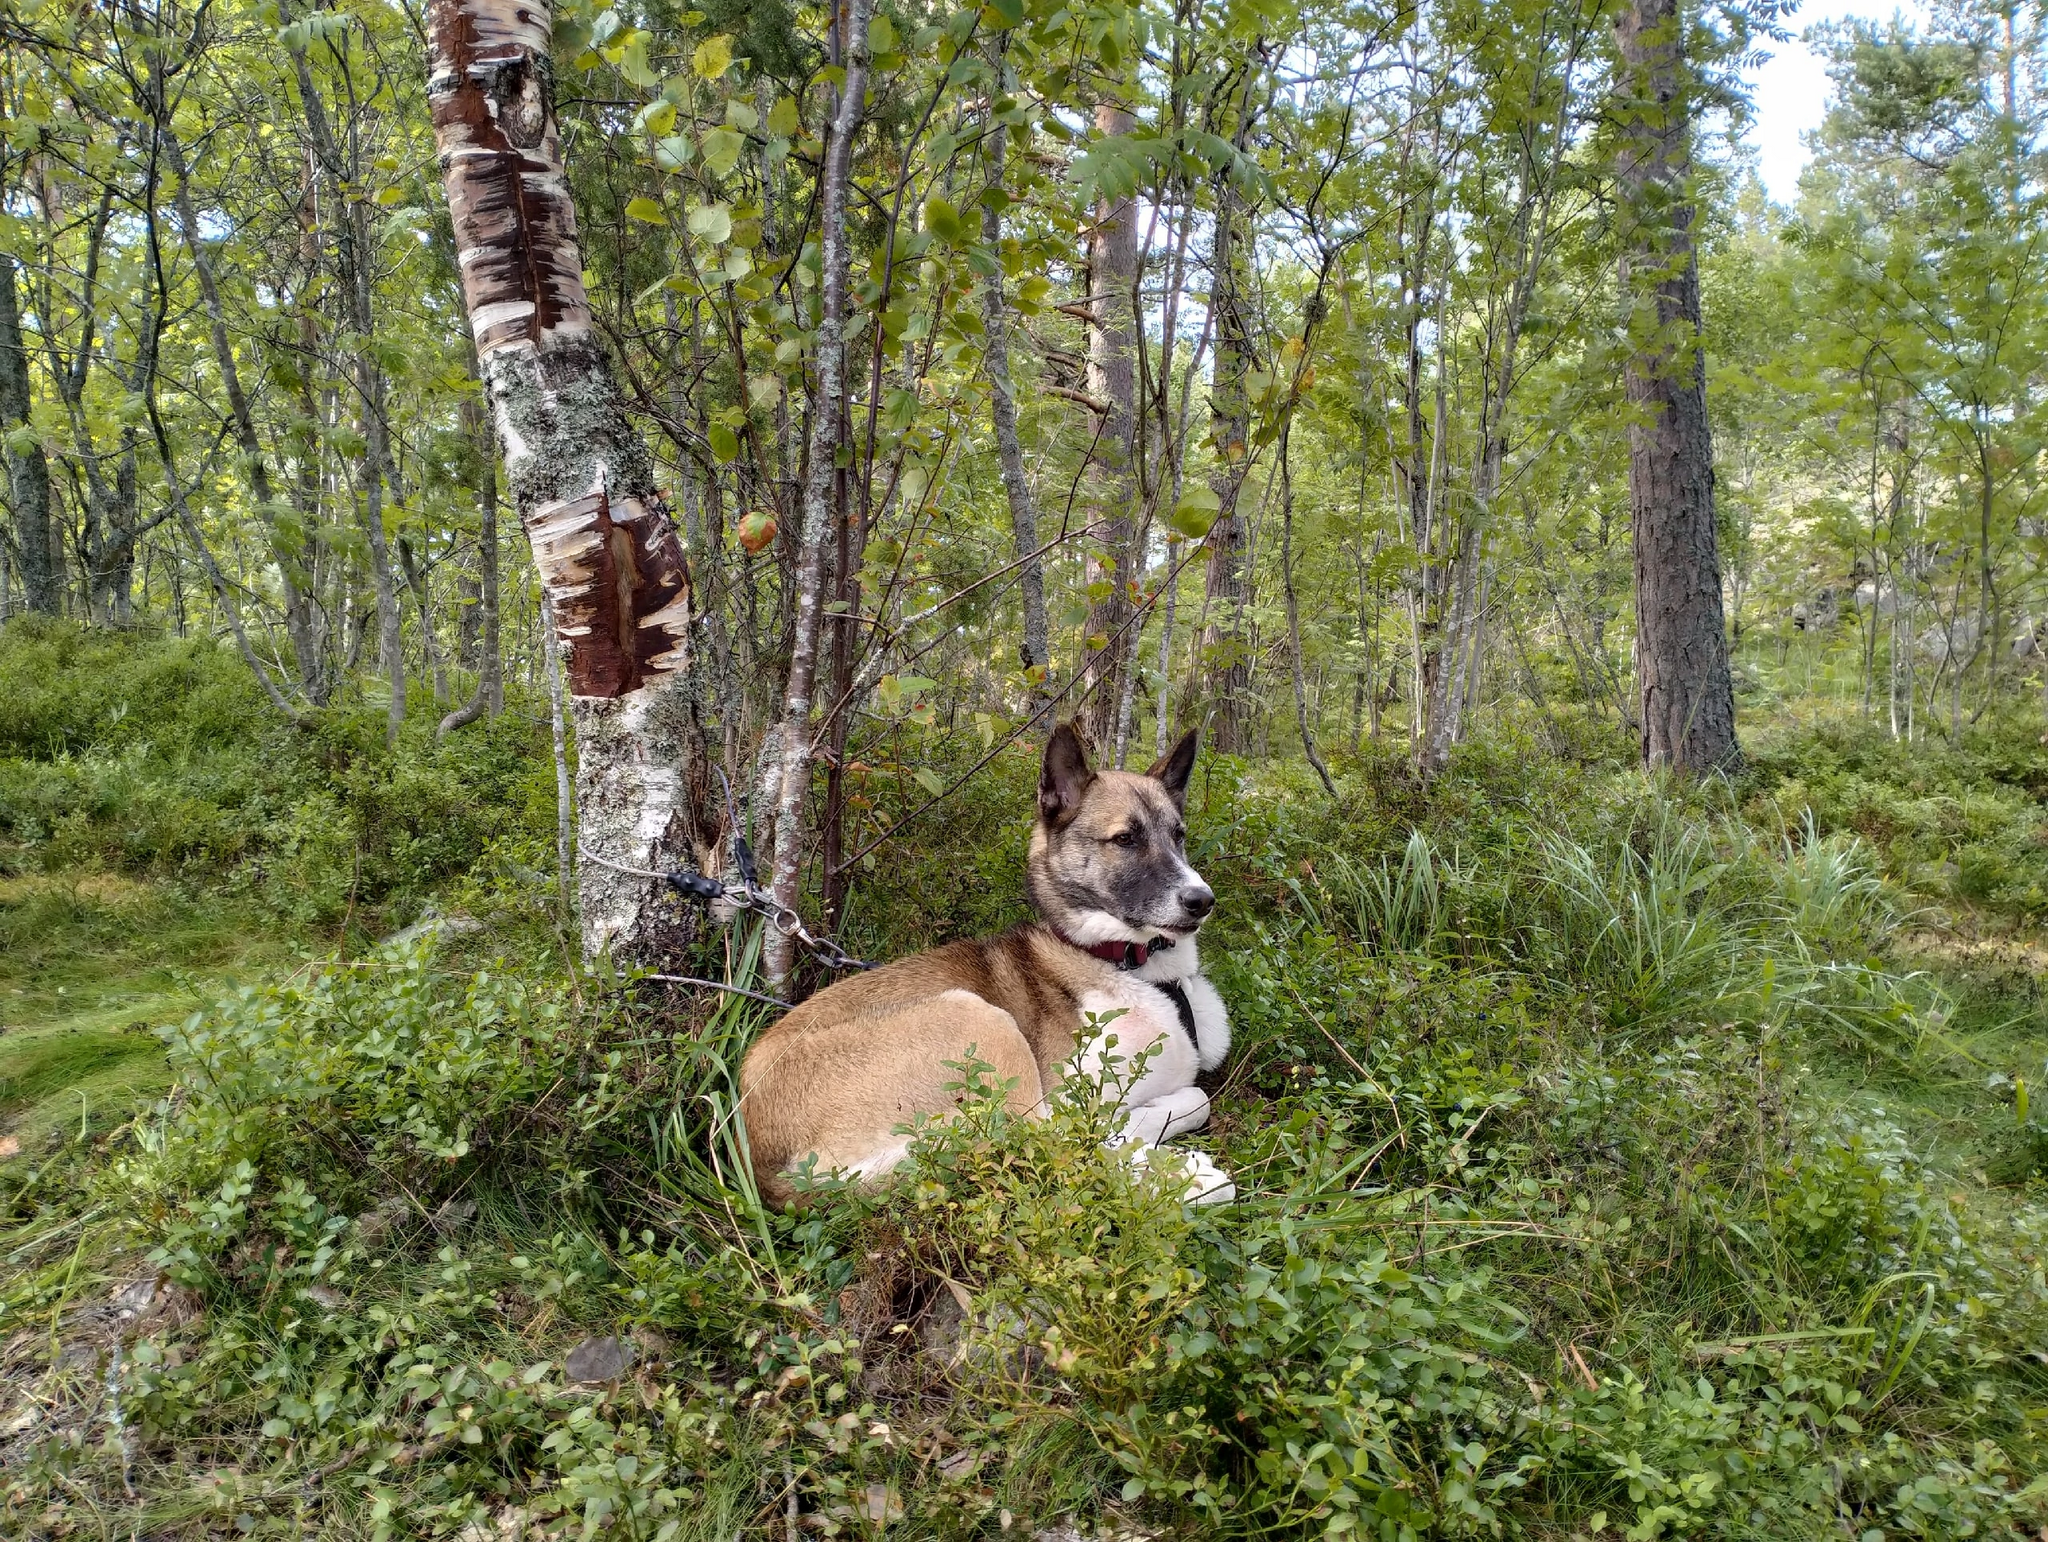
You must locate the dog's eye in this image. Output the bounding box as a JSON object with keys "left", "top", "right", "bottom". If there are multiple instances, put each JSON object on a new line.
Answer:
{"left": 1172, "top": 826, "right": 1186, "bottom": 845}
{"left": 1108, "top": 830, "right": 1138, "bottom": 849}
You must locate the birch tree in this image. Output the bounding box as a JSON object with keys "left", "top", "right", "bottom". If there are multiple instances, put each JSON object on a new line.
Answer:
{"left": 426, "top": 0, "right": 716, "bottom": 965}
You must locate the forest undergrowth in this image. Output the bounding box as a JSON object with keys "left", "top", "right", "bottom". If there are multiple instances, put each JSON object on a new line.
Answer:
{"left": 4, "top": 629, "right": 2048, "bottom": 1540}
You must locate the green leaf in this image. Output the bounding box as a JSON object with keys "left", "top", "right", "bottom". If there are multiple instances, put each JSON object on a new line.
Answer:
{"left": 701, "top": 127, "right": 745, "bottom": 179}
{"left": 654, "top": 135, "right": 694, "bottom": 171}
{"left": 624, "top": 196, "right": 668, "bottom": 225}
{"left": 983, "top": 0, "right": 1025, "bottom": 28}
{"left": 868, "top": 14, "right": 897, "bottom": 54}
{"left": 708, "top": 424, "right": 739, "bottom": 463}
{"left": 767, "top": 95, "right": 801, "bottom": 136}
{"left": 691, "top": 34, "right": 734, "bottom": 79}
{"left": 612, "top": 31, "right": 659, "bottom": 88}
{"left": 922, "top": 195, "right": 962, "bottom": 243}
{"left": 1168, "top": 484, "right": 1221, "bottom": 539}
{"left": 913, "top": 767, "right": 945, "bottom": 796}
{"left": 687, "top": 203, "right": 733, "bottom": 243}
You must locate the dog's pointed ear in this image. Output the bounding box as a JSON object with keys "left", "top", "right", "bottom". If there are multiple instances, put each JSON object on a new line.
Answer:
{"left": 1040, "top": 721, "right": 1095, "bottom": 826}
{"left": 1145, "top": 727, "right": 1199, "bottom": 811}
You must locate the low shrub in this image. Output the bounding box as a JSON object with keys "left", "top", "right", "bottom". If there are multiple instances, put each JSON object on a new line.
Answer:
{"left": 0, "top": 619, "right": 554, "bottom": 930}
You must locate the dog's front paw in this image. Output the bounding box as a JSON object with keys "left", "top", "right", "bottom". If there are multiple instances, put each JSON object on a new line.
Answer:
{"left": 1122, "top": 1143, "right": 1236, "bottom": 1205}
{"left": 1174, "top": 1148, "right": 1236, "bottom": 1205}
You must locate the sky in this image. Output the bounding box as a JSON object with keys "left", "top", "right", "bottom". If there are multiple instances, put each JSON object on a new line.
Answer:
{"left": 1744, "top": 0, "right": 1932, "bottom": 201}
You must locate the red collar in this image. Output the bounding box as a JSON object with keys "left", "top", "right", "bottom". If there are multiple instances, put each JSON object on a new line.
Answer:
{"left": 1055, "top": 930, "right": 1176, "bottom": 970}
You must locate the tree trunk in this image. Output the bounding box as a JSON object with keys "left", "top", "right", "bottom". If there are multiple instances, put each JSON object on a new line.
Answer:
{"left": 981, "top": 98, "right": 1050, "bottom": 703}
{"left": 427, "top": 0, "right": 716, "bottom": 966}
{"left": 440, "top": 401, "right": 504, "bottom": 734}
{"left": 1202, "top": 171, "right": 1256, "bottom": 754}
{"left": 155, "top": 112, "right": 325, "bottom": 695}
{"left": 762, "top": 0, "right": 872, "bottom": 984}
{"left": 0, "top": 254, "right": 59, "bottom": 617}
{"left": 1615, "top": 0, "right": 1739, "bottom": 772}
{"left": 1081, "top": 102, "right": 1138, "bottom": 747}
{"left": 1280, "top": 443, "right": 1337, "bottom": 796}
{"left": 289, "top": 48, "right": 407, "bottom": 743}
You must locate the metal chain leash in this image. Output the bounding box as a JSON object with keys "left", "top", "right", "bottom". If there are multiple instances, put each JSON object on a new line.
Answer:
{"left": 577, "top": 770, "right": 874, "bottom": 977}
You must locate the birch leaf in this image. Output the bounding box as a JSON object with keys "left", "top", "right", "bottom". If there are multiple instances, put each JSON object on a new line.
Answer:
{"left": 767, "top": 95, "right": 801, "bottom": 137}
{"left": 625, "top": 197, "right": 668, "bottom": 225}
{"left": 612, "top": 31, "right": 659, "bottom": 88}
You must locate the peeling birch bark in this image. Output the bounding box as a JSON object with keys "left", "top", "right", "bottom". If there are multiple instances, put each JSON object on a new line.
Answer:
{"left": 427, "top": 0, "right": 716, "bottom": 964}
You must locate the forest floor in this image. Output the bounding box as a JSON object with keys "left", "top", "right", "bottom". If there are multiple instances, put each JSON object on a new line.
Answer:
{"left": 0, "top": 875, "right": 294, "bottom": 1160}
{"left": 5, "top": 628, "right": 2048, "bottom": 1540}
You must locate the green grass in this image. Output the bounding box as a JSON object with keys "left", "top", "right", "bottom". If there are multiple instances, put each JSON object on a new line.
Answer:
{"left": 0, "top": 871, "right": 296, "bottom": 1158}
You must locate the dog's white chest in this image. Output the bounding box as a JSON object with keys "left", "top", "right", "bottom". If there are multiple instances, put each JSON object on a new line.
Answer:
{"left": 1069, "top": 963, "right": 1229, "bottom": 1107}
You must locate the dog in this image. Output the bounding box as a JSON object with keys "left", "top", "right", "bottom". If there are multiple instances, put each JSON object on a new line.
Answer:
{"left": 738, "top": 721, "right": 1234, "bottom": 1206}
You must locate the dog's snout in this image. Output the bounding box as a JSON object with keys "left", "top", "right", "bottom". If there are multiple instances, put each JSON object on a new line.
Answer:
{"left": 1179, "top": 885, "right": 1215, "bottom": 920}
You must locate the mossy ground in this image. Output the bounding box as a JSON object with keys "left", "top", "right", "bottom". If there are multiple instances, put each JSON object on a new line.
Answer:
{"left": 0, "top": 874, "right": 296, "bottom": 1159}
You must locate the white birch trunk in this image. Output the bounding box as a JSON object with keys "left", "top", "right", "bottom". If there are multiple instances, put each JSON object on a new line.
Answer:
{"left": 427, "top": 0, "right": 717, "bottom": 965}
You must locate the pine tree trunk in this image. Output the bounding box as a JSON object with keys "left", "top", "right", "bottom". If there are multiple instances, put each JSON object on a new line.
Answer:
{"left": 427, "top": 0, "right": 716, "bottom": 966}
{"left": 1081, "top": 102, "right": 1138, "bottom": 747}
{"left": 0, "top": 254, "right": 59, "bottom": 617}
{"left": 1615, "top": 0, "right": 1739, "bottom": 772}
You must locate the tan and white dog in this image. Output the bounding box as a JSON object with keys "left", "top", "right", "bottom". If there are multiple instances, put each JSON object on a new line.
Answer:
{"left": 739, "top": 722, "right": 1233, "bottom": 1205}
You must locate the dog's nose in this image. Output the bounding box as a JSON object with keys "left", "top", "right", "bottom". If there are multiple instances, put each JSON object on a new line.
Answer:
{"left": 1179, "top": 886, "right": 1215, "bottom": 920}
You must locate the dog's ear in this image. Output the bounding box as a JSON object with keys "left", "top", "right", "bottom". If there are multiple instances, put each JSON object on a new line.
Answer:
{"left": 1145, "top": 727, "right": 1199, "bottom": 811}
{"left": 1040, "top": 721, "right": 1096, "bottom": 826}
